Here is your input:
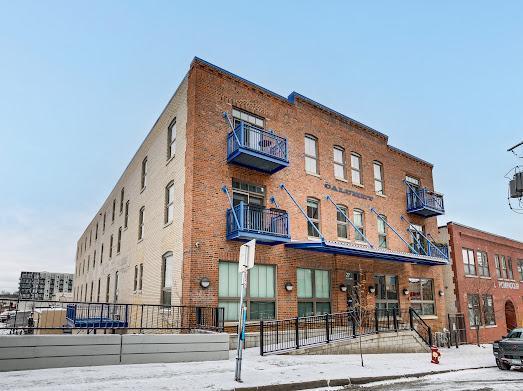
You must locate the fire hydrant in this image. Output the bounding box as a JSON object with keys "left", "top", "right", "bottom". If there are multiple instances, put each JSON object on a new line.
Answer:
{"left": 431, "top": 346, "right": 441, "bottom": 364}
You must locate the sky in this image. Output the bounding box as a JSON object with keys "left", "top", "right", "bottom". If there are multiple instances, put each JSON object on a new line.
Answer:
{"left": 0, "top": 1, "right": 522, "bottom": 292}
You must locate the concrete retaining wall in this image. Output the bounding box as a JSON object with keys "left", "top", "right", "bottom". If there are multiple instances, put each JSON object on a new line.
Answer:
{"left": 0, "top": 333, "right": 229, "bottom": 372}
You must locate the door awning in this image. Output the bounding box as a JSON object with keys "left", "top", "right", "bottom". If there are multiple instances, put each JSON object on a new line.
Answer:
{"left": 285, "top": 240, "right": 448, "bottom": 266}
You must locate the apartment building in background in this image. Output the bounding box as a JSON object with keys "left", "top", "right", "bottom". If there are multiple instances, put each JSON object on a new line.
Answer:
{"left": 73, "top": 57, "right": 450, "bottom": 329}
{"left": 439, "top": 222, "right": 523, "bottom": 343}
{"left": 18, "top": 271, "right": 74, "bottom": 301}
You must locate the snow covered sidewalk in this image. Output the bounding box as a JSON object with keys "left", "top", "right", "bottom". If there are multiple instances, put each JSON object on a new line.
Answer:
{"left": 0, "top": 344, "right": 497, "bottom": 390}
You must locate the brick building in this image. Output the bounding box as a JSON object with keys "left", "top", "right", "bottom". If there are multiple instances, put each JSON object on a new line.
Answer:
{"left": 73, "top": 57, "right": 449, "bottom": 329}
{"left": 19, "top": 271, "right": 74, "bottom": 301}
{"left": 439, "top": 222, "right": 523, "bottom": 343}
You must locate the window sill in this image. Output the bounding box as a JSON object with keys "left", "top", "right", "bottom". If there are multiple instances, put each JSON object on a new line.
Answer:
{"left": 420, "top": 315, "right": 438, "bottom": 320}
{"left": 305, "top": 171, "right": 321, "bottom": 178}
{"left": 355, "top": 240, "right": 369, "bottom": 246}
{"left": 464, "top": 274, "right": 478, "bottom": 278}
{"left": 140, "top": 187, "right": 146, "bottom": 194}
{"left": 307, "top": 236, "right": 322, "bottom": 241}
{"left": 123, "top": 227, "right": 128, "bottom": 231}
{"left": 479, "top": 276, "right": 492, "bottom": 279}
{"left": 166, "top": 155, "right": 175, "bottom": 165}
{"left": 137, "top": 238, "right": 144, "bottom": 244}
{"left": 336, "top": 237, "right": 351, "bottom": 242}
{"left": 376, "top": 193, "right": 387, "bottom": 198}
{"left": 335, "top": 177, "right": 348, "bottom": 183}
{"left": 470, "top": 324, "right": 497, "bottom": 330}
{"left": 164, "top": 221, "right": 173, "bottom": 229}
{"left": 352, "top": 183, "right": 364, "bottom": 188}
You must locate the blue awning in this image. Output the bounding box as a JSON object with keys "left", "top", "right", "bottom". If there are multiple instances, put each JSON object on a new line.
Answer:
{"left": 285, "top": 240, "right": 448, "bottom": 266}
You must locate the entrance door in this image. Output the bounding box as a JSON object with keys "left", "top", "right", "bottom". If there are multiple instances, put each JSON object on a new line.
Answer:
{"left": 345, "top": 272, "right": 360, "bottom": 309}
{"left": 505, "top": 301, "right": 517, "bottom": 333}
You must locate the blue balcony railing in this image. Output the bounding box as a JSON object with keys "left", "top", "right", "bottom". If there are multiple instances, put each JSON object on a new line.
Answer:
{"left": 226, "top": 203, "right": 291, "bottom": 244}
{"left": 406, "top": 187, "right": 445, "bottom": 217}
{"left": 410, "top": 241, "right": 448, "bottom": 259}
{"left": 227, "top": 122, "right": 289, "bottom": 174}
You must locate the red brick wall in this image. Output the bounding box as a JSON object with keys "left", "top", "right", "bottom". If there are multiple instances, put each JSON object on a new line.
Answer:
{"left": 181, "top": 60, "right": 447, "bottom": 330}
{"left": 448, "top": 222, "right": 523, "bottom": 343}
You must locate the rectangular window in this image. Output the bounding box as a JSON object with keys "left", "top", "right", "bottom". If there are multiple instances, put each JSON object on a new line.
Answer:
{"left": 468, "top": 294, "right": 496, "bottom": 326}
{"left": 167, "top": 118, "right": 176, "bottom": 159}
{"left": 297, "top": 268, "right": 330, "bottom": 317}
{"left": 477, "top": 251, "right": 490, "bottom": 277}
{"left": 165, "top": 182, "right": 174, "bottom": 224}
{"left": 134, "top": 265, "right": 138, "bottom": 291}
{"left": 336, "top": 205, "right": 349, "bottom": 239}
{"left": 117, "top": 227, "right": 122, "bottom": 253}
{"left": 138, "top": 207, "right": 145, "bottom": 240}
{"left": 232, "top": 108, "right": 264, "bottom": 128}
{"left": 90, "top": 281, "right": 94, "bottom": 302}
{"left": 93, "top": 250, "right": 96, "bottom": 270}
{"left": 351, "top": 153, "right": 362, "bottom": 185}
{"left": 97, "top": 279, "right": 101, "bottom": 302}
{"left": 112, "top": 199, "right": 116, "bottom": 222}
{"left": 105, "top": 275, "right": 110, "bottom": 302}
{"left": 408, "top": 278, "right": 435, "bottom": 315}
{"left": 306, "top": 198, "right": 320, "bottom": 238}
{"left": 501, "top": 255, "right": 508, "bottom": 279}
{"left": 232, "top": 179, "right": 265, "bottom": 206}
{"left": 518, "top": 260, "right": 523, "bottom": 282}
{"left": 305, "top": 135, "right": 318, "bottom": 174}
{"left": 495, "top": 255, "right": 501, "bottom": 278}
{"left": 467, "top": 294, "right": 480, "bottom": 327}
{"left": 377, "top": 215, "right": 387, "bottom": 248}
{"left": 103, "top": 212, "right": 106, "bottom": 232}
{"left": 95, "top": 223, "right": 98, "bottom": 240}
{"left": 139, "top": 263, "right": 143, "bottom": 291}
{"left": 483, "top": 295, "right": 496, "bottom": 326}
{"left": 462, "top": 248, "right": 476, "bottom": 276}
{"left": 100, "top": 244, "right": 104, "bottom": 264}
{"left": 109, "top": 235, "right": 113, "bottom": 258}
{"left": 373, "top": 161, "right": 384, "bottom": 195}
{"left": 141, "top": 157, "right": 148, "bottom": 190}
{"left": 114, "top": 271, "right": 119, "bottom": 303}
{"left": 161, "top": 253, "right": 173, "bottom": 306}
{"left": 405, "top": 176, "right": 420, "bottom": 187}
{"left": 353, "top": 209, "right": 365, "bottom": 242}
{"left": 120, "top": 188, "right": 124, "bottom": 214}
{"left": 218, "top": 262, "right": 276, "bottom": 321}
{"left": 124, "top": 201, "right": 129, "bottom": 229}
{"left": 374, "top": 275, "right": 399, "bottom": 310}
{"left": 507, "top": 257, "right": 514, "bottom": 280}
{"left": 333, "top": 146, "right": 345, "bottom": 179}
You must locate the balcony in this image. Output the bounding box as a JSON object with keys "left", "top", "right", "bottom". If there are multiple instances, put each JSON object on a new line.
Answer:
{"left": 227, "top": 122, "right": 288, "bottom": 174}
{"left": 406, "top": 188, "right": 445, "bottom": 217}
{"left": 226, "top": 203, "right": 291, "bottom": 244}
{"left": 410, "top": 242, "right": 449, "bottom": 259}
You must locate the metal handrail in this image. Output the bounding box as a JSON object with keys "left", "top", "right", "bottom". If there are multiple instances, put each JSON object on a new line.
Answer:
{"left": 228, "top": 121, "right": 288, "bottom": 161}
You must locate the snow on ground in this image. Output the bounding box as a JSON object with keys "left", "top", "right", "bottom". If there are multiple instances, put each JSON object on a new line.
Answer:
{"left": 0, "top": 344, "right": 501, "bottom": 391}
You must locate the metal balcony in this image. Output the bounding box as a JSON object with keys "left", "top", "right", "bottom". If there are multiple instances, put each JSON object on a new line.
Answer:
{"left": 406, "top": 188, "right": 445, "bottom": 217}
{"left": 227, "top": 122, "right": 288, "bottom": 174}
{"left": 410, "top": 241, "right": 449, "bottom": 259}
{"left": 226, "top": 203, "right": 291, "bottom": 244}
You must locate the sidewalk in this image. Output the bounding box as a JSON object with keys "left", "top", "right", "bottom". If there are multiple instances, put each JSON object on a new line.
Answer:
{"left": 0, "top": 344, "right": 495, "bottom": 390}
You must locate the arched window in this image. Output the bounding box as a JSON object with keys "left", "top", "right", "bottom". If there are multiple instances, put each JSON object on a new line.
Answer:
{"left": 138, "top": 206, "right": 145, "bottom": 240}
{"left": 165, "top": 181, "right": 175, "bottom": 224}
{"left": 141, "top": 157, "right": 148, "bottom": 190}
{"left": 167, "top": 118, "right": 176, "bottom": 159}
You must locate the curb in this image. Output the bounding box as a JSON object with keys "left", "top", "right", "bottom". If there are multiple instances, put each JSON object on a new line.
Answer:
{"left": 231, "top": 365, "right": 497, "bottom": 391}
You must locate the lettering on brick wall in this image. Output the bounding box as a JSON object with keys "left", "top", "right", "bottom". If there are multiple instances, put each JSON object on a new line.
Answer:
{"left": 219, "top": 95, "right": 268, "bottom": 117}
{"left": 324, "top": 183, "right": 373, "bottom": 201}
{"left": 498, "top": 281, "right": 520, "bottom": 290}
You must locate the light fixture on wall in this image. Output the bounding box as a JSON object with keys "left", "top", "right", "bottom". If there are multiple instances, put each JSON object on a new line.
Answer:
{"left": 402, "top": 288, "right": 410, "bottom": 296}
{"left": 368, "top": 285, "right": 376, "bottom": 294}
{"left": 438, "top": 290, "right": 445, "bottom": 297}
{"left": 284, "top": 282, "right": 293, "bottom": 292}
{"left": 339, "top": 284, "right": 348, "bottom": 292}
{"left": 199, "top": 277, "right": 210, "bottom": 289}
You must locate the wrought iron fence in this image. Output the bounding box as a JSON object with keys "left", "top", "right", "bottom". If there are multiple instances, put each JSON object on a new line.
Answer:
{"left": 260, "top": 308, "right": 417, "bottom": 355}
{"left": 0, "top": 299, "right": 224, "bottom": 335}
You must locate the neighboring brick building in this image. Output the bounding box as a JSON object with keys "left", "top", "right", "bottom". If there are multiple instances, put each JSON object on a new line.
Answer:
{"left": 18, "top": 271, "right": 74, "bottom": 301}
{"left": 439, "top": 222, "right": 523, "bottom": 343}
{"left": 73, "top": 57, "right": 449, "bottom": 329}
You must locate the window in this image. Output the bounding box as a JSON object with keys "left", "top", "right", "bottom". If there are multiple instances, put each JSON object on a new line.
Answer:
{"left": 120, "top": 188, "right": 124, "bottom": 214}
{"left": 124, "top": 201, "right": 129, "bottom": 229}
{"left": 93, "top": 250, "right": 96, "bottom": 269}
{"left": 336, "top": 205, "right": 349, "bottom": 240}
{"left": 90, "top": 281, "right": 94, "bottom": 302}
{"left": 134, "top": 265, "right": 138, "bottom": 291}
{"left": 161, "top": 252, "right": 173, "bottom": 306}
{"left": 304, "top": 135, "right": 318, "bottom": 174}
{"left": 297, "top": 268, "right": 330, "bottom": 317}
{"left": 374, "top": 275, "right": 399, "bottom": 310}
{"left": 105, "top": 275, "right": 110, "bottom": 303}
{"left": 103, "top": 212, "right": 106, "bottom": 232}
{"left": 109, "top": 235, "right": 113, "bottom": 258}
{"left": 518, "top": 260, "right": 523, "bottom": 282}
{"left": 117, "top": 227, "right": 122, "bottom": 253}
{"left": 138, "top": 207, "right": 145, "bottom": 240}
{"left": 232, "top": 180, "right": 265, "bottom": 206}
{"left": 95, "top": 223, "right": 98, "bottom": 240}
{"left": 483, "top": 295, "right": 496, "bottom": 326}
{"left": 495, "top": 255, "right": 501, "bottom": 278}
{"left": 232, "top": 108, "right": 264, "bottom": 128}
{"left": 112, "top": 199, "right": 116, "bottom": 222}
{"left": 139, "top": 263, "right": 143, "bottom": 291}
{"left": 165, "top": 181, "right": 174, "bottom": 224}
{"left": 218, "top": 262, "right": 276, "bottom": 321}
{"left": 462, "top": 248, "right": 476, "bottom": 276}
{"left": 167, "top": 118, "right": 176, "bottom": 159}
{"left": 141, "top": 157, "right": 148, "bottom": 190}
{"left": 468, "top": 294, "right": 496, "bottom": 326}
{"left": 405, "top": 175, "right": 420, "bottom": 187}
{"left": 87, "top": 255, "right": 90, "bottom": 272}
{"left": 500, "top": 255, "right": 508, "bottom": 279}
{"left": 306, "top": 198, "right": 320, "bottom": 238}
{"left": 114, "top": 271, "right": 119, "bottom": 303}
{"left": 507, "top": 257, "right": 514, "bottom": 280}
{"left": 373, "top": 161, "right": 384, "bottom": 195}
{"left": 333, "top": 146, "right": 346, "bottom": 179}
{"left": 100, "top": 244, "right": 104, "bottom": 264}
{"left": 408, "top": 278, "right": 435, "bottom": 315}
{"left": 477, "top": 251, "right": 490, "bottom": 277}
{"left": 353, "top": 209, "right": 365, "bottom": 242}
{"left": 467, "top": 294, "right": 480, "bottom": 327}
{"left": 351, "top": 153, "right": 362, "bottom": 185}
{"left": 97, "top": 279, "right": 101, "bottom": 302}
{"left": 377, "top": 215, "right": 388, "bottom": 248}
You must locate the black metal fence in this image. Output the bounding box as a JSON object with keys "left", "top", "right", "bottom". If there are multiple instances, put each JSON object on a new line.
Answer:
{"left": 0, "top": 300, "right": 224, "bottom": 335}
{"left": 260, "top": 307, "right": 430, "bottom": 355}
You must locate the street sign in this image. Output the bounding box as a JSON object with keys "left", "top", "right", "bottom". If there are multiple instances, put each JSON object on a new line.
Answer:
{"left": 239, "top": 239, "right": 256, "bottom": 272}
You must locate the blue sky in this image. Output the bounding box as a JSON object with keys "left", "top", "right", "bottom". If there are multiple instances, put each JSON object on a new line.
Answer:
{"left": 0, "top": 1, "right": 522, "bottom": 291}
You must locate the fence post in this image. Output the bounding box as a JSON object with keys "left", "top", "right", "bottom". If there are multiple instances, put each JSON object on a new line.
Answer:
{"left": 214, "top": 307, "right": 219, "bottom": 331}
{"left": 375, "top": 308, "right": 379, "bottom": 334}
{"left": 393, "top": 308, "right": 398, "bottom": 332}
{"left": 140, "top": 304, "right": 144, "bottom": 333}
{"left": 295, "top": 317, "right": 299, "bottom": 349}
{"left": 260, "top": 320, "right": 264, "bottom": 356}
{"left": 409, "top": 308, "right": 414, "bottom": 330}
{"left": 325, "top": 314, "right": 330, "bottom": 343}
{"left": 428, "top": 326, "right": 433, "bottom": 347}
{"left": 351, "top": 312, "right": 356, "bottom": 338}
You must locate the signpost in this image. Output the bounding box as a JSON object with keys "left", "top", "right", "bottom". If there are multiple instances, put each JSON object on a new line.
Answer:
{"left": 235, "top": 239, "right": 256, "bottom": 382}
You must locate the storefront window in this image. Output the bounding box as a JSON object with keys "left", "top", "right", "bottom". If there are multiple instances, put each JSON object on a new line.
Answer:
{"left": 374, "top": 275, "right": 399, "bottom": 310}
{"left": 408, "top": 278, "right": 435, "bottom": 315}
{"left": 297, "top": 268, "right": 330, "bottom": 316}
